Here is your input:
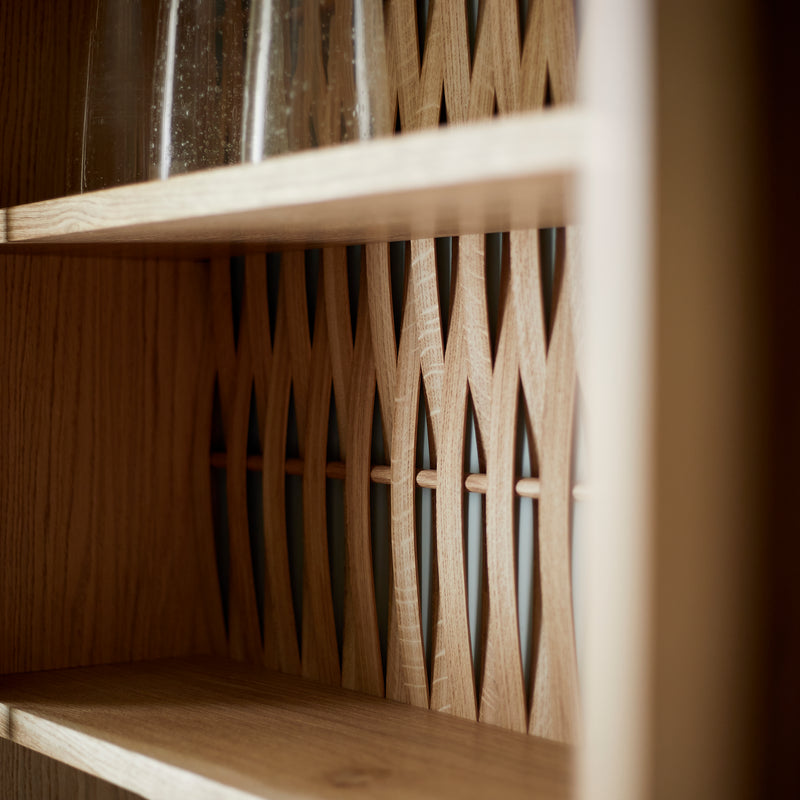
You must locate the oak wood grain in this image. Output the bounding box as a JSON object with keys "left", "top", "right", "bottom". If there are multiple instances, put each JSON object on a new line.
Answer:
{"left": 1, "top": 739, "right": 144, "bottom": 800}
{"left": 0, "top": 255, "right": 225, "bottom": 674}
{"left": 1, "top": 112, "right": 581, "bottom": 250}
{"left": 0, "top": 657, "right": 572, "bottom": 800}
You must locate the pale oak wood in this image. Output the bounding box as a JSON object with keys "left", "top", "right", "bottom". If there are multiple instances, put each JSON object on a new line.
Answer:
{"left": 206, "top": 457, "right": 589, "bottom": 501}
{"left": 1, "top": 112, "right": 581, "bottom": 250}
{"left": 301, "top": 268, "right": 341, "bottom": 686}
{"left": 1, "top": 739, "right": 144, "bottom": 800}
{"left": 0, "top": 657, "right": 572, "bottom": 800}
{"left": 529, "top": 229, "right": 581, "bottom": 742}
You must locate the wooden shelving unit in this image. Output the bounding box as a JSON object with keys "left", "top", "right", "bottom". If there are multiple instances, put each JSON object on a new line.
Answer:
{"left": 0, "top": 657, "right": 571, "bottom": 800}
{"left": 0, "top": 111, "right": 581, "bottom": 252}
{"left": 0, "top": 1, "right": 591, "bottom": 799}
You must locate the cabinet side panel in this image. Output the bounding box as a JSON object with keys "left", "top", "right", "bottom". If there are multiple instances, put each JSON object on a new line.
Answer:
{"left": 0, "top": 739, "right": 144, "bottom": 800}
{"left": 0, "top": 254, "right": 223, "bottom": 674}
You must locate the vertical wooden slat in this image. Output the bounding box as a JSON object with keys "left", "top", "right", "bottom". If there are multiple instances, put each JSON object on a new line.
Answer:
{"left": 388, "top": 283, "right": 429, "bottom": 707}
{"left": 209, "top": 260, "right": 262, "bottom": 662}
{"left": 342, "top": 259, "right": 385, "bottom": 696}
{"left": 261, "top": 255, "right": 303, "bottom": 674}
{"left": 481, "top": 267, "right": 528, "bottom": 733}
{"left": 529, "top": 228, "right": 580, "bottom": 742}
{"left": 301, "top": 269, "right": 341, "bottom": 685}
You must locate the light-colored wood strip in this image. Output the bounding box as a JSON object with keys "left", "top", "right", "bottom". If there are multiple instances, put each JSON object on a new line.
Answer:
{"left": 510, "top": 230, "right": 547, "bottom": 457}
{"left": 2, "top": 113, "right": 581, "bottom": 250}
{"left": 301, "top": 268, "right": 341, "bottom": 686}
{"left": 389, "top": 286, "right": 429, "bottom": 707}
{"left": 480, "top": 286, "right": 528, "bottom": 733}
{"left": 0, "top": 657, "right": 572, "bottom": 800}
{"left": 460, "top": 234, "right": 494, "bottom": 457}
{"left": 418, "top": 0, "right": 471, "bottom": 127}
{"left": 385, "top": 0, "right": 421, "bottom": 129}
{"left": 209, "top": 455, "right": 582, "bottom": 499}
{"left": 366, "top": 242, "right": 397, "bottom": 455}
{"left": 529, "top": 228, "right": 580, "bottom": 742}
{"left": 342, "top": 261, "right": 385, "bottom": 697}
{"left": 260, "top": 276, "right": 301, "bottom": 675}
{"left": 467, "top": 0, "right": 521, "bottom": 121}
{"left": 323, "top": 246, "right": 354, "bottom": 458}
{"left": 521, "top": 0, "right": 577, "bottom": 110}
{"left": 1, "top": 738, "right": 144, "bottom": 800}
{"left": 410, "top": 239, "right": 445, "bottom": 449}
{"left": 433, "top": 231, "right": 497, "bottom": 722}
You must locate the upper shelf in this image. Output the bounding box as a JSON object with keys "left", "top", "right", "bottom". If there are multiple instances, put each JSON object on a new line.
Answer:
{"left": 0, "top": 110, "right": 582, "bottom": 255}
{"left": 0, "top": 656, "right": 572, "bottom": 800}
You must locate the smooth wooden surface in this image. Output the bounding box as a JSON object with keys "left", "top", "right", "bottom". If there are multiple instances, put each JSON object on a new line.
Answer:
{"left": 0, "top": 657, "right": 573, "bottom": 800}
{"left": 0, "top": 111, "right": 580, "bottom": 251}
{"left": 1, "top": 739, "right": 144, "bottom": 800}
{"left": 0, "top": 255, "right": 225, "bottom": 675}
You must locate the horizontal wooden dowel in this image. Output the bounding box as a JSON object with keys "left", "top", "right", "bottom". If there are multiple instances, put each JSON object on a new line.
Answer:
{"left": 209, "top": 453, "right": 588, "bottom": 499}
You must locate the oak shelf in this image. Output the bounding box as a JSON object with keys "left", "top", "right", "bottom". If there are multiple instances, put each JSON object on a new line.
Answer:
{"left": 0, "top": 657, "right": 572, "bottom": 800}
{"left": 0, "top": 110, "right": 581, "bottom": 254}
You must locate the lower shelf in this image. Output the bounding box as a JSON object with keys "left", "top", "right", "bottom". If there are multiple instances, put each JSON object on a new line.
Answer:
{"left": 0, "top": 656, "right": 572, "bottom": 800}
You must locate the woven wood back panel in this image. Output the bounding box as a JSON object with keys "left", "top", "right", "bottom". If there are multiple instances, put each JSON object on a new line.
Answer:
{"left": 207, "top": 0, "right": 579, "bottom": 743}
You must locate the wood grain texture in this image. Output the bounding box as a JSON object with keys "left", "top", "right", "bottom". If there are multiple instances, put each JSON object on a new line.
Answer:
{"left": 0, "top": 0, "right": 92, "bottom": 206}
{"left": 1, "top": 112, "right": 581, "bottom": 250}
{"left": 0, "top": 255, "right": 225, "bottom": 674}
{"left": 0, "top": 658, "right": 573, "bottom": 800}
{"left": 301, "top": 268, "right": 341, "bottom": 686}
{"left": 341, "top": 259, "right": 385, "bottom": 697}
{"left": 261, "top": 256, "right": 303, "bottom": 674}
{"left": 210, "top": 261, "right": 263, "bottom": 663}
{"left": 529, "top": 228, "right": 580, "bottom": 742}
{"left": 388, "top": 281, "right": 429, "bottom": 707}
{"left": 1, "top": 739, "right": 144, "bottom": 800}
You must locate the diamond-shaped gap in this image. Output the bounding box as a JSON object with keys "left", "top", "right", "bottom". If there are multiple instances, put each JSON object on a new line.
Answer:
{"left": 417, "top": 0, "right": 428, "bottom": 65}
{"left": 544, "top": 69, "right": 554, "bottom": 107}
{"left": 517, "top": 0, "right": 530, "bottom": 48}
{"left": 485, "top": 232, "right": 503, "bottom": 364}
{"left": 210, "top": 375, "right": 230, "bottom": 633}
{"left": 370, "top": 386, "right": 391, "bottom": 672}
{"left": 435, "top": 237, "right": 452, "bottom": 349}
{"left": 285, "top": 385, "right": 304, "bottom": 652}
{"left": 515, "top": 384, "right": 536, "bottom": 697}
{"left": 464, "top": 388, "right": 486, "bottom": 696}
{"left": 326, "top": 391, "right": 346, "bottom": 659}
{"left": 439, "top": 87, "right": 448, "bottom": 126}
{"left": 539, "top": 227, "right": 557, "bottom": 344}
{"left": 415, "top": 375, "right": 435, "bottom": 682}
{"left": 230, "top": 256, "right": 245, "bottom": 350}
{"left": 467, "top": 0, "right": 479, "bottom": 68}
{"left": 390, "top": 241, "right": 406, "bottom": 350}
{"left": 245, "top": 382, "right": 266, "bottom": 641}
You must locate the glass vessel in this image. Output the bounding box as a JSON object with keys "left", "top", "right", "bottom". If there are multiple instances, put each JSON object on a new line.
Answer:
{"left": 77, "top": 0, "right": 145, "bottom": 192}
{"left": 150, "top": 0, "right": 247, "bottom": 178}
{"left": 242, "top": 0, "right": 391, "bottom": 162}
